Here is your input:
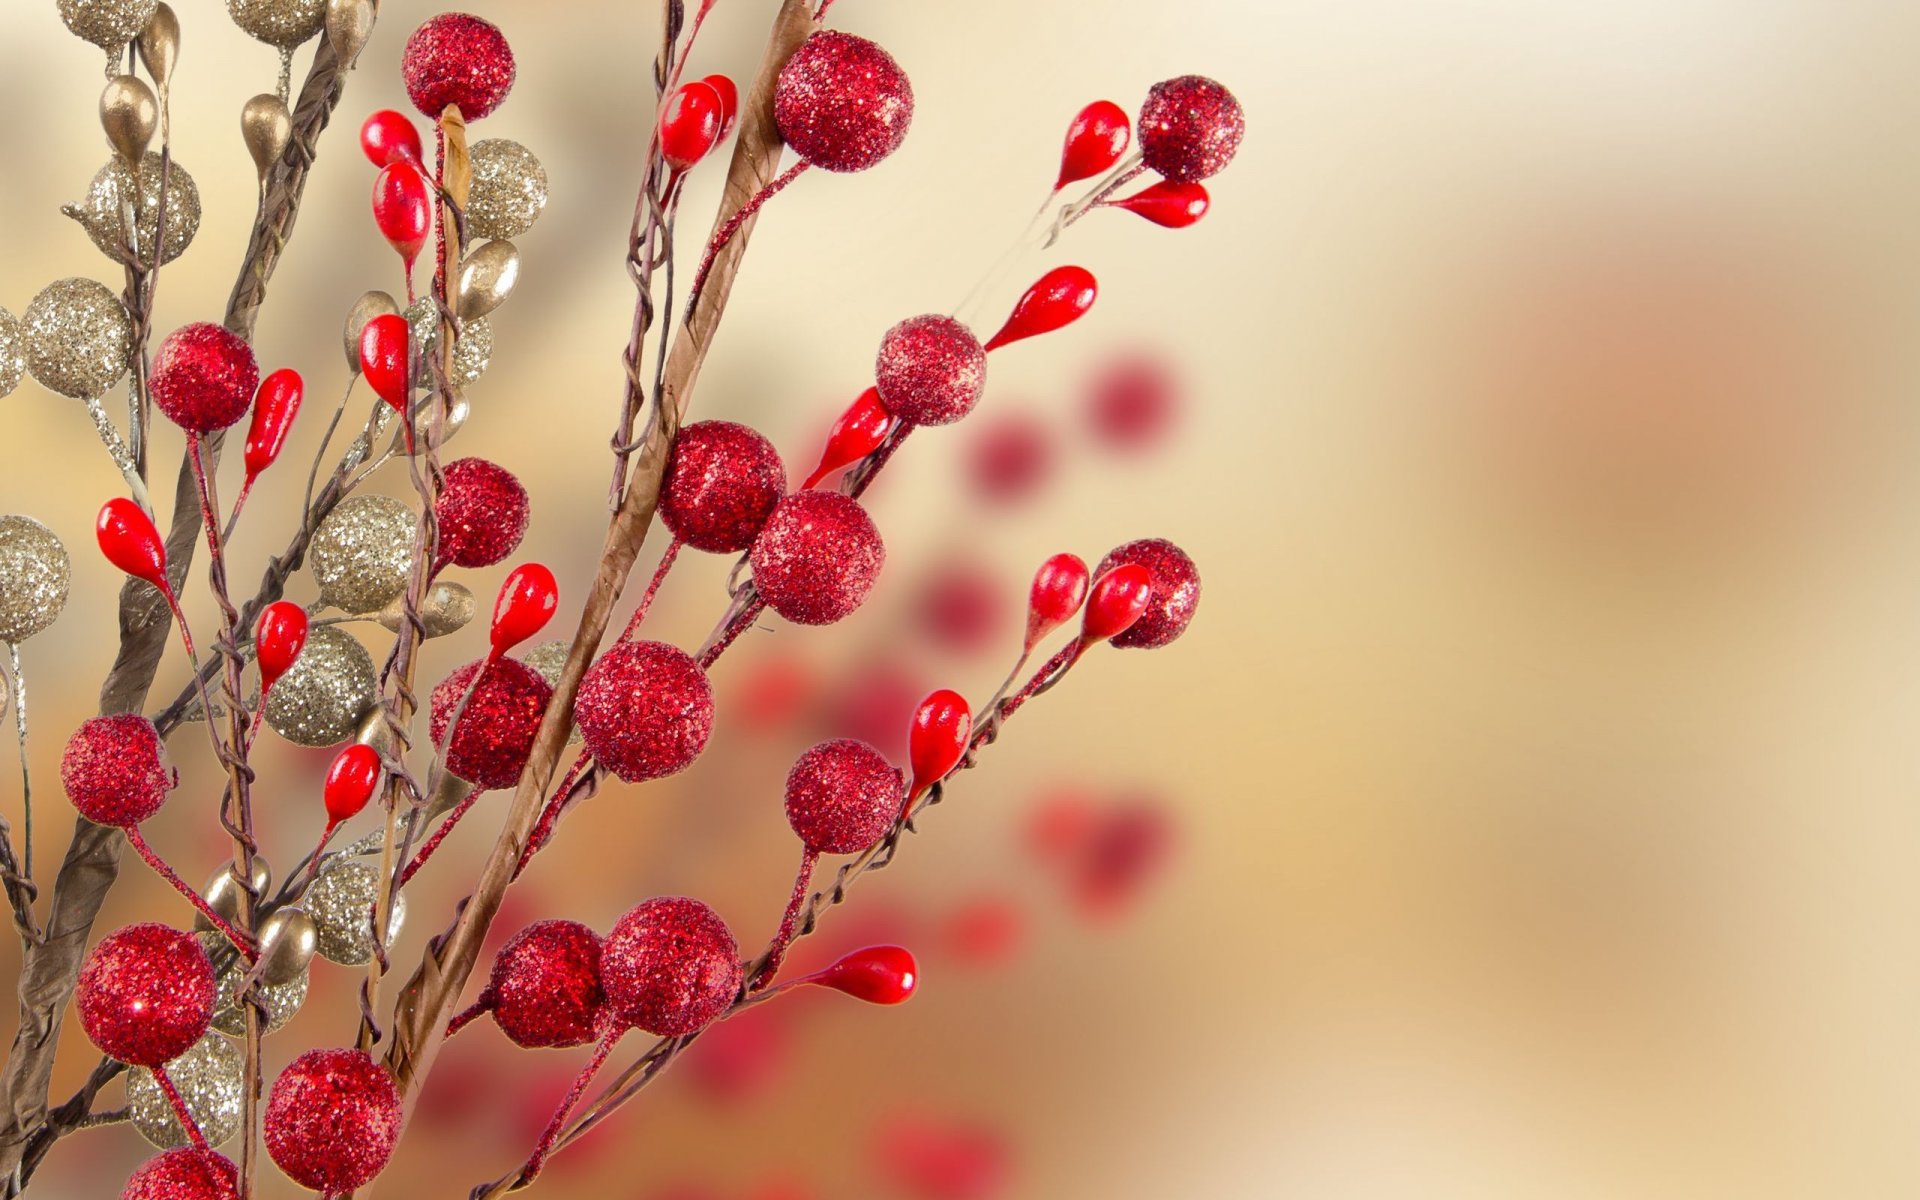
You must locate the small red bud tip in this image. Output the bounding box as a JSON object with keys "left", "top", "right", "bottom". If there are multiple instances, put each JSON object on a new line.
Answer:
{"left": 95, "top": 498, "right": 167, "bottom": 590}
{"left": 1056, "top": 99, "right": 1131, "bottom": 191}
{"left": 371, "top": 161, "right": 433, "bottom": 268}
{"left": 701, "top": 74, "right": 740, "bottom": 138}
{"left": 358, "top": 313, "right": 411, "bottom": 412}
{"left": 660, "top": 80, "right": 725, "bottom": 173}
{"left": 1025, "top": 552, "right": 1090, "bottom": 649}
{"left": 1080, "top": 563, "right": 1154, "bottom": 643}
{"left": 1107, "top": 180, "right": 1210, "bottom": 228}
{"left": 809, "top": 944, "right": 918, "bottom": 1005}
{"left": 322, "top": 742, "right": 382, "bottom": 825}
{"left": 983, "top": 266, "right": 1098, "bottom": 353}
{"left": 254, "top": 601, "right": 309, "bottom": 695}
{"left": 360, "top": 109, "right": 424, "bottom": 169}
{"left": 802, "top": 387, "right": 894, "bottom": 490}
{"left": 243, "top": 369, "right": 303, "bottom": 483}
{"left": 908, "top": 689, "right": 971, "bottom": 799}
{"left": 491, "top": 563, "right": 559, "bottom": 658}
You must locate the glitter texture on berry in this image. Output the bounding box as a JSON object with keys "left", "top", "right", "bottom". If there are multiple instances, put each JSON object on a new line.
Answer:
{"left": 1095, "top": 538, "right": 1201, "bottom": 648}
{"left": 785, "top": 738, "right": 903, "bottom": 855}
{"left": 573, "top": 640, "right": 714, "bottom": 783}
{"left": 1137, "top": 75, "right": 1244, "bottom": 183}
{"left": 486, "top": 920, "right": 605, "bottom": 1048}
{"left": 750, "top": 492, "right": 885, "bottom": 626}
{"left": 660, "top": 421, "right": 788, "bottom": 553}
{"left": 77, "top": 924, "right": 215, "bottom": 1067}
{"left": 874, "top": 315, "right": 987, "bottom": 427}
{"left": 402, "top": 12, "right": 516, "bottom": 121}
{"left": 600, "top": 897, "right": 742, "bottom": 1037}
{"left": 149, "top": 323, "right": 259, "bottom": 434}
{"left": 429, "top": 657, "right": 554, "bottom": 789}
{"left": 62, "top": 713, "right": 174, "bottom": 828}
{"left": 263, "top": 1048, "right": 401, "bottom": 1193}
{"left": 774, "top": 31, "right": 914, "bottom": 173}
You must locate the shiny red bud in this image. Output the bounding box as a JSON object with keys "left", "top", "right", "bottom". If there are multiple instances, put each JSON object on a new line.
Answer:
{"left": 983, "top": 266, "right": 1098, "bottom": 353}
{"left": 1080, "top": 563, "right": 1154, "bottom": 643}
{"left": 243, "top": 369, "right": 303, "bottom": 483}
{"left": 700, "top": 74, "right": 739, "bottom": 137}
{"left": 95, "top": 498, "right": 167, "bottom": 590}
{"left": 491, "top": 563, "right": 558, "bottom": 658}
{"left": 358, "top": 313, "right": 411, "bottom": 411}
{"left": 908, "top": 689, "right": 971, "bottom": 799}
{"left": 808, "top": 944, "right": 918, "bottom": 1005}
{"left": 360, "top": 109, "right": 424, "bottom": 169}
{"left": 1056, "top": 100, "right": 1131, "bottom": 191}
{"left": 372, "top": 160, "right": 433, "bottom": 267}
{"left": 1026, "top": 552, "right": 1090, "bottom": 649}
{"left": 802, "top": 387, "right": 894, "bottom": 490}
{"left": 1107, "top": 180, "right": 1210, "bottom": 228}
{"left": 254, "top": 601, "right": 309, "bottom": 694}
{"left": 323, "top": 742, "right": 382, "bottom": 825}
{"left": 660, "top": 81, "right": 725, "bottom": 173}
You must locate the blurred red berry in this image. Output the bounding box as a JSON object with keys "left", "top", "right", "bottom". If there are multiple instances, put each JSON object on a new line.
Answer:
{"left": 1085, "top": 352, "right": 1181, "bottom": 452}
{"left": 965, "top": 414, "right": 1054, "bottom": 505}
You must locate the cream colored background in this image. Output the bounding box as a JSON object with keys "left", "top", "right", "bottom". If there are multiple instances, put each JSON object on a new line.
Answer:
{"left": 4, "top": 1, "right": 1920, "bottom": 1196}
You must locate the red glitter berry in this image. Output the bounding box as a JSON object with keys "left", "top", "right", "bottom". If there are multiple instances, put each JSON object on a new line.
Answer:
{"left": 660, "top": 421, "right": 788, "bottom": 554}
{"left": 77, "top": 924, "right": 214, "bottom": 1067}
{"left": 434, "top": 457, "right": 530, "bottom": 569}
{"left": 774, "top": 31, "right": 914, "bottom": 173}
{"left": 486, "top": 920, "right": 605, "bottom": 1049}
{"left": 149, "top": 323, "right": 259, "bottom": 434}
{"left": 750, "top": 491, "right": 885, "bottom": 626}
{"left": 429, "top": 657, "right": 554, "bottom": 789}
{"left": 600, "top": 897, "right": 742, "bottom": 1037}
{"left": 1094, "top": 538, "right": 1200, "bottom": 648}
{"left": 573, "top": 640, "right": 714, "bottom": 783}
{"left": 402, "top": 12, "right": 516, "bottom": 121}
{"left": 874, "top": 315, "right": 987, "bottom": 427}
{"left": 1137, "top": 75, "right": 1244, "bottom": 183}
{"left": 121, "top": 1149, "right": 239, "bottom": 1200}
{"left": 264, "top": 1048, "right": 401, "bottom": 1194}
{"left": 61, "top": 713, "right": 174, "bottom": 828}
{"left": 785, "top": 738, "right": 902, "bottom": 855}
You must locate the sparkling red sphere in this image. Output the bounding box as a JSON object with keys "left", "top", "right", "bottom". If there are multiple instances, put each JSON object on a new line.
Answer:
{"left": 749, "top": 491, "right": 885, "bottom": 626}
{"left": 486, "top": 920, "right": 605, "bottom": 1048}
{"left": 785, "top": 738, "right": 902, "bottom": 855}
{"left": 61, "top": 713, "right": 174, "bottom": 828}
{"left": 1095, "top": 538, "right": 1200, "bottom": 648}
{"left": 659, "top": 421, "right": 788, "bottom": 554}
{"left": 600, "top": 897, "right": 742, "bottom": 1037}
{"left": 874, "top": 315, "right": 987, "bottom": 427}
{"left": 264, "top": 1048, "right": 401, "bottom": 1193}
{"left": 121, "top": 1148, "right": 239, "bottom": 1200}
{"left": 773, "top": 31, "right": 914, "bottom": 173}
{"left": 1137, "top": 75, "right": 1244, "bottom": 184}
{"left": 429, "top": 657, "right": 554, "bottom": 789}
{"left": 573, "top": 640, "right": 714, "bottom": 783}
{"left": 402, "top": 12, "right": 516, "bottom": 121}
{"left": 77, "top": 923, "right": 214, "bottom": 1067}
{"left": 434, "top": 457, "right": 530, "bottom": 569}
{"left": 149, "top": 323, "right": 259, "bottom": 434}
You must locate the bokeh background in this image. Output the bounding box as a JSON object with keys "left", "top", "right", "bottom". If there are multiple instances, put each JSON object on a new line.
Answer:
{"left": 5, "top": 0, "right": 1920, "bottom": 1196}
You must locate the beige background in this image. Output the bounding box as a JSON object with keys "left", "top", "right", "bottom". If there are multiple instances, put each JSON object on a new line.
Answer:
{"left": 4, "top": 0, "right": 1920, "bottom": 1196}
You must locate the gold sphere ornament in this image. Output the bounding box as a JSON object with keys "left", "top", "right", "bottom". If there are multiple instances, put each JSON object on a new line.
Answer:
{"left": 136, "top": 4, "right": 180, "bottom": 94}
{"left": 377, "top": 579, "right": 475, "bottom": 639}
{"left": 263, "top": 624, "right": 376, "bottom": 746}
{"left": 22, "top": 278, "right": 130, "bottom": 400}
{"left": 0, "top": 517, "right": 72, "bottom": 644}
{"left": 465, "top": 139, "right": 547, "bottom": 241}
{"left": 194, "top": 857, "right": 271, "bottom": 933}
{"left": 310, "top": 494, "right": 416, "bottom": 615}
{"left": 0, "top": 309, "right": 24, "bottom": 399}
{"left": 455, "top": 240, "right": 519, "bottom": 321}
{"left": 200, "top": 932, "right": 307, "bottom": 1035}
{"left": 307, "top": 859, "right": 405, "bottom": 965}
{"left": 227, "top": 0, "right": 326, "bottom": 49}
{"left": 60, "top": 0, "right": 159, "bottom": 52}
{"left": 342, "top": 290, "right": 399, "bottom": 374}
{"left": 405, "top": 299, "right": 492, "bottom": 390}
{"left": 81, "top": 152, "right": 201, "bottom": 266}
{"left": 240, "top": 94, "right": 291, "bottom": 183}
{"left": 325, "top": 0, "right": 374, "bottom": 62}
{"left": 258, "top": 907, "right": 317, "bottom": 985}
{"left": 127, "top": 1034, "right": 244, "bottom": 1149}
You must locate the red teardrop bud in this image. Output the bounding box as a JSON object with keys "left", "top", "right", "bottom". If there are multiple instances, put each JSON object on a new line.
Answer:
{"left": 1107, "top": 180, "right": 1210, "bottom": 228}
{"left": 254, "top": 601, "right": 309, "bottom": 694}
{"left": 1056, "top": 100, "right": 1130, "bottom": 191}
{"left": 983, "top": 266, "right": 1097, "bottom": 353}
{"left": 701, "top": 74, "right": 740, "bottom": 138}
{"left": 95, "top": 498, "right": 167, "bottom": 590}
{"left": 660, "top": 81, "right": 725, "bottom": 173}
{"left": 1025, "top": 552, "right": 1090, "bottom": 650}
{"left": 491, "top": 563, "right": 558, "bottom": 658}
{"left": 323, "top": 742, "right": 382, "bottom": 825}
{"left": 808, "top": 944, "right": 918, "bottom": 1005}
{"left": 244, "top": 369, "right": 303, "bottom": 484}
{"left": 802, "top": 387, "right": 894, "bottom": 490}
{"left": 360, "top": 109, "right": 424, "bottom": 169}
{"left": 358, "top": 313, "right": 411, "bottom": 411}
{"left": 1080, "top": 563, "right": 1154, "bottom": 643}
{"left": 908, "top": 689, "right": 971, "bottom": 799}
{"left": 371, "top": 161, "right": 433, "bottom": 268}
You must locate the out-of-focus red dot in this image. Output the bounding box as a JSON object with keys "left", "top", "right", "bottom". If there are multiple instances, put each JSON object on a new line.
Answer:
{"left": 647, "top": 1188, "right": 724, "bottom": 1200}
{"left": 744, "top": 1178, "right": 819, "bottom": 1200}
{"left": 1025, "top": 786, "right": 1101, "bottom": 864}
{"left": 943, "top": 895, "right": 1026, "bottom": 968}
{"left": 732, "top": 652, "right": 814, "bottom": 729}
{"left": 827, "top": 659, "right": 926, "bottom": 761}
{"left": 1072, "top": 797, "right": 1176, "bottom": 919}
{"left": 1085, "top": 352, "right": 1181, "bottom": 452}
{"left": 687, "top": 1005, "right": 789, "bottom": 1105}
{"left": 916, "top": 560, "right": 1007, "bottom": 655}
{"left": 413, "top": 1052, "right": 492, "bottom": 1128}
{"left": 873, "top": 1112, "right": 1014, "bottom": 1200}
{"left": 965, "top": 413, "right": 1054, "bottom": 504}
